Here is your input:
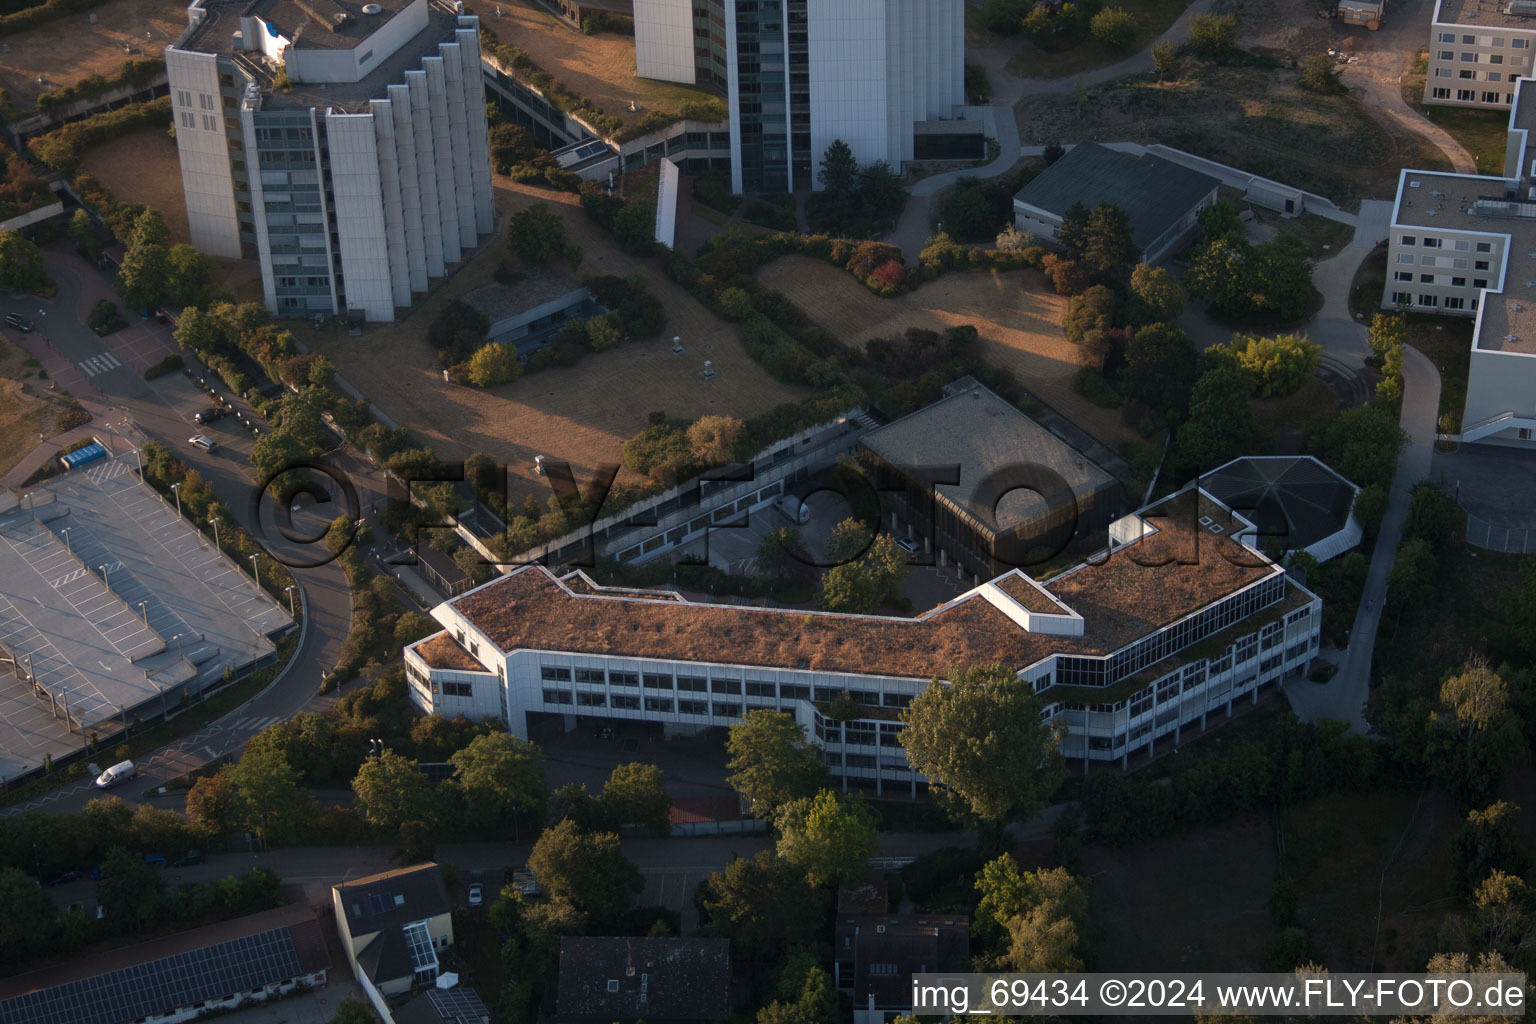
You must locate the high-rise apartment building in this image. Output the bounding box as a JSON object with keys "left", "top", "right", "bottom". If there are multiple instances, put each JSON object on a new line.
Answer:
{"left": 165, "top": 0, "right": 494, "bottom": 321}
{"left": 633, "top": 0, "right": 962, "bottom": 192}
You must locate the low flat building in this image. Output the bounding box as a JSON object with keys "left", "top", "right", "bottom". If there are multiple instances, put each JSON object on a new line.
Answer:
{"left": 857, "top": 379, "right": 1121, "bottom": 582}
{"left": 333, "top": 864, "right": 454, "bottom": 1002}
{"left": 1424, "top": 0, "right": 1536, "bottom": 111}
{"left": 1381, "top": 74, "right": 1536, "bottom": 447}
{"left": 0, "top": 452, "right": 292, "bottom": 783}
{"left": 459, "top": 275, "right": 602, "bottom": 360}
{"left": 404, "top": 478, "right": 1323, "bottom": 782}
{"left": 0, "top": 903, "right": 329, "bottom": 1024}
{"left": 1012, "top": 141, "right": 1221, "bottom": 263}
{"left": 556, "top": 937, "right": 730, "bottom": 1023}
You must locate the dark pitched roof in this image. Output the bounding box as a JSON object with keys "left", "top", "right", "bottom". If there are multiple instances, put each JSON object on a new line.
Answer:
{"left": 834, "top": 915, "right": 970, "bottom": 1013}
{"left": 0, "top": 905, "right": 329, "bottom": 1024}
{"left": 1013, "top": 142, "right": 1221, "bottom": 252}
{"left": 1199, "top": 456, "right": 1359, "bottom": 553}
{"left": 557, "top": 938, "right": 730, "bottom": 1023}
{"left": 333, "top": 863, "right": 451, "bottom": 942}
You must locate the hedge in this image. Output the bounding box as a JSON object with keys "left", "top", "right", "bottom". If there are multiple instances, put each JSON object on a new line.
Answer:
{"left": 0, "top": 0, "right": 109, "bottom": 36}
{"left": 143, "top": 352, "right": 184, "bottom": 380}
{"left": 33, "top": 59, "right": 164, "bottom": 112}
{"left": 28, "top": 95, "right": 172, "bottom": 178}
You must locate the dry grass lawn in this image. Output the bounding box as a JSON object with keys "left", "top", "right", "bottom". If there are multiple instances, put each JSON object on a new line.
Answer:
{"left": 302, "top": 178, "right": 810, "bottom": 505}
{"left": 0, "top": 0, "right": 187, "bottom": 108}
{"left": 467, "top": 0, "right": 717, "bottom": 130}
{"left": 0, "top": 339, "right": 60, "bottom": 478}
{"left": 755, "top": 255, "right": 1139, "bottom": 449}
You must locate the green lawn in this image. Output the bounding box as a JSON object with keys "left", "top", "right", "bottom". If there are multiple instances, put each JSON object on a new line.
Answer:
{"left": 1005, "top": 0, "right": 1194, "bottom": 79}
{"left": 1422, "top": 106, "right": 1511, "bottom": 176}
{"left": 1404, "top": 314, "right": 1473, "bottom": 433}
{"left": 1251, "top": 377, "right": 1341, "bottom": 450}
{"left": 1250, "top": 209, "right": 1355, "bottom": 260}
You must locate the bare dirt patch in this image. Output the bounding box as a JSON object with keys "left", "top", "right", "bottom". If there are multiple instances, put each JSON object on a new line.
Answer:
{"left": 755, "top": 255, "right": 1139, "bottom": 449}
{"left": 303, "top": 178, "right": 810, "bottom": 506}
{"left": 466, "top": 0, "right": 717, "bottom": 129}
{"left": 0, "top": 0, "right": 187, "bottom": 108}
{"left": 0, "top": 338, "right": 62, "bottom": 478}
{"left": 1222, "top": 0, "right": 1333, "bottom": 57}
{"left": 79, "top": 126, "right": 189, "bottom": 244}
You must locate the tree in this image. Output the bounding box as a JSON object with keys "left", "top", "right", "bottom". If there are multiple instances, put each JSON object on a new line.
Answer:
{"left": 1353, "top": 483, "right": 1388, "bottom": 541}
{"left": 1299, "top": 52, "right": 1341, "bottom": 92}
{"left": 0, "top": 231, "right": 49, "bottom": 295}
{"left": 465, "top": 341, "right": 523, "bottom": 387}
{"left": 727, "top": 710, "right": 830, "bottom": 821}
{"left": 1064, "top": 284, "right": 1118, "bottom": 355}
{"left": 757, "top": 526, "right": 808, "bottom": 584}
{"left": 508, "top": 203, "right": 567, "bottom": 264}
{"left": 1317, "top": 405, "right": 1406, "bottom": 491}
{"left": 128, "top": 208, "right": 170, "bottom": 250}
{"left": 116, "top": 239, "right": 169, "bottom": 309}
{"left": 1189, "top": 12, "right": 1236, "bottom": 57}
{"left": 450, "top": 731, "right": 546, "bottom": 823}
{"left": 1151, "top": 39, "right": 1177, "bottom": 77}
{"left": 717, "top": 286, "right": 754, "bottom": 320}
{"left": 586, "top": 311, "right": 623, "bottom": 351}
{"left": 1369, "top": 313, "right": 1407, "bottom": 360}
{"left": 98, "top": 846, "right": 164, "bottom": 929}
{"left": 775, "top": 789, "right": 878, "bottom": 887}
{"left": 1128, "top": 263, "right": 1185, "bottom": 324}
{"left": 975, "top": 853, "right": 1031, "bottom": 940}
{"left": 900, "top": 664, "right": 1066, "bottom": 823}
{"left": 697, "top": 851, "right": 826, "bottom": 977}
{"left": 1090, "top": 6, "right": 1137, "bottom": 47}
{"left": 826, "top": 517, "right": 873, "bottom": 565}
{"left": 0, "top": 867, "right": 57, "bottom": 966}
{"left": 818, "top": 561, "right": 880, "bottom": 613}
{"left": 1210, "top": 333, "right": 1323, "bottom": 398}
{"left": 528, "top": 818, "right": 644, "bottom": 928}
{"left": 759, "top": 965, "right": 839, "bottom": 1024}
{"left": 1003, "top": 867, "right": 1088, "bottom": 972}
{"left": 1175, "top": 363, "right": 1254, "bottom": 469}
{"left": 686, "top": 415, "right": 747, "bottom": 466}
{"left": 1054, "top": 202, "right": 1090, "bottom": 261}
{"left": 329, "top": 996, "right": 379, "bottom": 1024}
{"left": 818, "top": 139, "right": 858, "bottom": 196}
{"left": 186, "top": 770, "right": 241, "bottom": 838}
{"left": 1452, "top": 802, "right": 1530, "bottom": 901}
{"left": 599, "top": 762, "right": 672, "bottom": 835}
{"left": 1428, "top": 660, "right": 1527, "bottom": 807}
{"left": 166, "top": 243, "right": 217, "bottom": 308}
{"left": 352, "top": 750, "right": 439, "bottom": 830}
{"left": 1122, "top": 322, "right": 1200, "bottom": 420}
{"left": 996, "top": 224, "right": 1031, "bottom": 251}
{"left": 226, "top": 744, "right": 316, "bottom": 843}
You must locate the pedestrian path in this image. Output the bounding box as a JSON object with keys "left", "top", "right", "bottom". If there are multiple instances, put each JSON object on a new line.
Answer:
{"left": 77, "top": 352, "right": 122, "bottom": 377}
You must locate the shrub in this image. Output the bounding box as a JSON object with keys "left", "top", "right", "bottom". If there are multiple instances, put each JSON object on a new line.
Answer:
{"left": 1188, "top": 13, "right": 1237, "bottom": 58}
{"left": 1299, "top": 52, "right": 1342, "bottom": 93}
{"left": 464, "top": 341, "right": 523, "bottom": 387}
{"left": 717, "top": 286, "right": 754, "bottom": 321}
{"left": 143, "top": 352, "right": 184, "bottom": 380}
{"left": 1040, "top": 253, "right": 1089, "bottom": 295}
{"left": 1073, "top": 366, "right": 1124, "bottom": 408}
{"left": 28, "top": 96, "right": 171, "bottom": 177}
{"left": 1090, "top": 6, "right": 1137, "bottom": 49}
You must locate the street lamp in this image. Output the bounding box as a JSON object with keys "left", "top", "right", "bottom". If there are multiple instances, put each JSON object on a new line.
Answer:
{"left": 209, "top": 515, "right": 221, "bottom": 550}
{"left": 170, "top": 482, "right": 182, "bottom": 518}
{"left": 248, "top": 553, "right": 260, "bottom": 588}
{"left": 99, "top": 563, "right": 111, "bottom": 588}
{"left": 137, "top": 601, "right": 148, "bottom": 625}
{"left": 132, "top": 447, "right": 143, "bottom": 480}
{"left": 284, "top": 584, "right": 296, "bottom": 617}
{"left": 59, "top": 527, "right": 70, "bottom": 555}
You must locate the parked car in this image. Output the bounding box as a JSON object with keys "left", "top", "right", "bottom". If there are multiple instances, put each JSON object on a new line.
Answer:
{"left": 194, "top": 406, "right": 227, "bottom": 425}
{"left": 3, "top": 313, "right": 34, "bottom": 332}
{"left": 46, "top": 870, "right": 82, "bottom": 887}
{"left": 467, "top": 883, "right": 483, "bottom": 907}
{"left": 144, "top": 853, "right": 167, "bottom": 869}
{"left": 894, "top": 536, "right": 920, "bottom": 556}
{"left": 171, "top": 849, "right": 205, "bottom": 867}
{"left": 188, "top": 435, "right": 216, "bottom": 453}
{"left": 95, "top": 760, "right": 137, "bottom": 789}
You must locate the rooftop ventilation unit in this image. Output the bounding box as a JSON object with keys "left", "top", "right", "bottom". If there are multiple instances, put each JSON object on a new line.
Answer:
{"left": 362, "top": 3, "right": 382, "bottom": 11}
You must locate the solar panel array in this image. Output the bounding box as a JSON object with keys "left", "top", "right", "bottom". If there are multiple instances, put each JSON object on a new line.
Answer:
{"left": 0, "top": 927, "right": 303, "bottom": 1024}
{"left": 428, "top": 987, "right": 491, "bottom": 1024}
{"left": 403, "top": 922, "right": 438, "bottom": 971}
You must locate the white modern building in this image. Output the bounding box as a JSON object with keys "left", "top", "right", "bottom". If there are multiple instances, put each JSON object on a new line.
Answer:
{"left": 1425, "top": 0, "right": 1536, "bottom": 111}
{"left": 632, "top": 0, "right": 964, "bottom": 192}
{"left": 165, "top": 0, "right": 493, "bottom": 321}
{"left": 404, "top": 483, "right": 1323, "bottom": 785}
{"left": 1381, "top": 75, "right": 1536, "bottom": 447}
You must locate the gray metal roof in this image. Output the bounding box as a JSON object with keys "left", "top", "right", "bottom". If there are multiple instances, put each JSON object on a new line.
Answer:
{"left": 1013, "top": 142, "right": 1221, "bottom": 253}
{"left": 858, "top": 381, "right": 1118, "bottom": 537}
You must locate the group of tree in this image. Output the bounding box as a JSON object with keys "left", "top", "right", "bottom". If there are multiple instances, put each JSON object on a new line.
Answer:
{"left": 1186, "top": 202, "right": 1318, "bottom": 325}
{"left": 940, "top": 173, "right": 1039, "bottom": 244}
{"left": 1049, "top": 201, "right": 1141, "bottom": 292}
{"left": 816, "top": 517, "right": 910, "bottom": 613}
{"left": 507, "top": 202, "right": 583, "bottom": 270}
{"left": 807, "top": 139, "right": 909, "bottom": 238}
{"left": 488, "top": 106, "right": 581, "bottom": 192}
{"left": 621, "top": 414, "right": 751, "bottom": 486}
{"left": 1368, "top": 312, "right": 1408, "bottom": 402}
{"left": 523, "top": 273, "right": 667, "bottom": 373}
{"left": 117, "top": 209, "right": 219, "bottom": 312}
{"left": 579, "top": 177, "right": 658, "bottom": 258}
{"left": 542, "top": 761, "right": 677, "bottom": 836}
{"left": 974, "top": 855, "right": 1090, "bottom": 972}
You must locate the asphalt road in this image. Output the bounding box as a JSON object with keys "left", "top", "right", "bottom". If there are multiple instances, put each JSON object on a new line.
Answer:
{"left": 3, "top": 253, "right": 358, "bottom": 816}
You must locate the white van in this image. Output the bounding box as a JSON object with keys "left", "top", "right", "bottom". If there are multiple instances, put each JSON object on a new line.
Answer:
{"left": 95, "top": 760, "right": 137, "bottom": 789}
{"left": 188, "top": 435, "right": 216, "bottom": 453}
{"left": 774, "top": 494, "right": 810, "bottom": 525}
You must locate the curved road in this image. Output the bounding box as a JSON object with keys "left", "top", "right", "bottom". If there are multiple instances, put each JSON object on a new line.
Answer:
{"left": 2, "top": 251, "right": 354, "bottom": 815}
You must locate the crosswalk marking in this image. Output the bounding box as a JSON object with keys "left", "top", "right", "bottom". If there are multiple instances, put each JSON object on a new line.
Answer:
{"left": 77, "top": 353, "right": 122, "bottom": 377}
{"left": 230, "top": 715, "right": 283, "bottom": 733}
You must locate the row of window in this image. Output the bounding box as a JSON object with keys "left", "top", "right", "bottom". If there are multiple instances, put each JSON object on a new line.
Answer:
{"left": 1433, "top": 68, "right": 1511, "bottom": 82}
{"left": 1436, "top": 32, "right": 1532, "bottom": 48}
{"left": 1399, "top": 235, "right": 1492, "bottom": 252}
{"left": 1390, "top": 292, "right": 1470, "bottom": 310}
{"left": 1432, "top": 87, "right": 1514, "bottom": 103}
{"left": 1436, "top": 49, "right": 1528, "bottom": 65}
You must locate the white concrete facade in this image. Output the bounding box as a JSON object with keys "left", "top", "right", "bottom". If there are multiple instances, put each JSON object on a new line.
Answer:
{"left": 633, "top": 0, "right": 697, "bottom": 84}
{"left": 166, "top": 1, "right": 493, "bottom": 321}
{"left": 1425, "top": 1, "right": 1536, "bottom": 111}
